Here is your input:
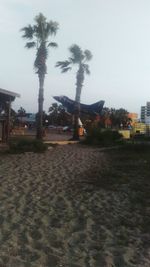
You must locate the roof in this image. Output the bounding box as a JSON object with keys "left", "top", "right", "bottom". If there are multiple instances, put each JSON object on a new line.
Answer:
{"left": 0, "top": 88, "right": 20, "bottom": 98}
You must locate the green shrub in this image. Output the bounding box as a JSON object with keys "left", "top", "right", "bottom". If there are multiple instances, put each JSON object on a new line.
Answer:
{"left": 9, "top": 139, "right": 47, "bottom": 153}
{"left": 119, "top": 143, "right": 150, "bottom": 153}
{"left": 85, "top": 127, "right": 102, "bottom": 145}
{"left": 84, "top": 127, "right": 123, "bottom": 146}
{"left": 132, "top": 134, "right": 150, "bottom": 141}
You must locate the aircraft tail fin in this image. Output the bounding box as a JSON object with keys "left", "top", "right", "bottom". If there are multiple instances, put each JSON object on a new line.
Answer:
{"left": 91, "top": 100, "right": 105, "bottom": 107}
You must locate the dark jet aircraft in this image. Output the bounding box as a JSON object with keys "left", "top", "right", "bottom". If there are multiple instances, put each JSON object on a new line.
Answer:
{"left": 53, "top": 96, "right": 105, "bottom": 115}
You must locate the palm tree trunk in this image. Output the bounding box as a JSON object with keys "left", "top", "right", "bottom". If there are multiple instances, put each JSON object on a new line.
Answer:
{"left": 73, "top": 101, "right": 80, "bottom": 140}
{"left": 73, "top": 65, "right": 84, "bottom": 140}
{"left": 37, "top": 73, "right": 44, "bottom": 139}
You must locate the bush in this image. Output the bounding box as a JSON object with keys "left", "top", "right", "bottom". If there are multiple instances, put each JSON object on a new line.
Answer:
{"left": 84, "top": 127, "right": 123, "bottom": 146}
{"left": 119, "top": 143, "right": 150, "bottom": 153}
{"left": 132, "top": 134, "right": 150, "bottom": 141}
{"left": 9, "top": 139, "right": 47, "bottom": 153}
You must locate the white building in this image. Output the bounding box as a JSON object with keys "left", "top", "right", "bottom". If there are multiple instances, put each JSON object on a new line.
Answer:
{"left": 140, "top": 102, "right": 150, "bottom": 124}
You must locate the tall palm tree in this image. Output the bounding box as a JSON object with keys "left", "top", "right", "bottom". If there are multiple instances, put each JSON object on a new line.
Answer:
{"left": 21, "top": 13, "right": 59, "bottom": 139}
{"left": 56, "top": 44, "right": 92, "bottom": 140}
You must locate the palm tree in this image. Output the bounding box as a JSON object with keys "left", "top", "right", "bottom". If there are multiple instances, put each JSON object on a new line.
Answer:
{"left": 56, "top": 44, "right": 92, "bottom": 140}
{"left": 21, "top": 13, "right": 59, "bottom": 139}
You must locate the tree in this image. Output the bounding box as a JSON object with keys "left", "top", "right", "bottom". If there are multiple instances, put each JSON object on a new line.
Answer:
{"left": 100, "top": 107, "right": 112, "bottom": 128}
{"left": 48, "top": 103, "right": 70, "bottom": 125}
{"left": 48, "top": 102, "right": 60, "bottom": 125}
{"left": 110, "top": 108, "right": 129, "bottom": 128}
{"left": 17, "top": 106, "right": 26, "bottom": 116}
{"left": 56, "top": 44, "right": 92, "bottom": 140}
{"left": 99, "top": 108, "right": 129, "bottom": 129}
{"left": 21, "top": 13, "right": 59, "bottom": 139}
{"left": 17, "top": 106, "right": 26, "bottom": 125}
{"left": 48, "top": 102, "right": 62, "bottom": 115}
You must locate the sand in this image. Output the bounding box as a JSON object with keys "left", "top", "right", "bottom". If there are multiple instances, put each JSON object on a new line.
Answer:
{"left": 0, "top": 144, "right": 150, "bottom": 267}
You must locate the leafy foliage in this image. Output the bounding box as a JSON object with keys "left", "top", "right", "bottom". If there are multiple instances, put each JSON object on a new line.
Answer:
{"left": 9, "top": 138, "right": 47, "bottom": 153}
{"left": 110, "top": 108, "right": 129, "bottom": 128}
{"left": 21, "top": 13, "right": 58, "bottom": 75}
{"left": 56, "top": 44, "right": 92, "bottom": 73}
{"left": 100, "top": 107, "right": 129, "bottom": 128}
{"left": 48, "top": 103, "right": 71, "bottom": 126}
{"left": 48, "top": 102, "right": 64, "bottom": 114}
{"left": 17, "top": 107, "right": 26, "bottom": 116}
{"left": 84, "top": 127, "right": 123, "bottom": 146}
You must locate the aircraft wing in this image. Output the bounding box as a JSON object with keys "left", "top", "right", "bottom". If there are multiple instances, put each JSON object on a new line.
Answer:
{"left": 53, "top": 96, "right": 105, "bottom": 114}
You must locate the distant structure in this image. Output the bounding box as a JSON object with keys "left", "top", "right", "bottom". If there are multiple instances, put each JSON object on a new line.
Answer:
{"left": 53, "top": 96, "right": 105, "bottom": 115}
{"left": 17, "top": 113, "right": 36, "bottom": 126}
{"left": 141, "top": 102, "right": 150, "bottom": 123}
{"left": 128, "top": 113, "right": 138, "bottom": 124}
{"left": 0, "top": 88, "right": 20, "bottom": 142}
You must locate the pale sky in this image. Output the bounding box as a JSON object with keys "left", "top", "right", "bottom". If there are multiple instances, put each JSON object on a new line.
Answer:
{"left": 1, "top": 0, "right": 150, "bottom": 115}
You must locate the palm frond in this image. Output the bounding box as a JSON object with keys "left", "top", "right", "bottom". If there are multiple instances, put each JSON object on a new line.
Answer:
{"left": 46, "top": 21, "right": 59, "bottom": 37}
{"left": 25, "top": 42, "right": 36, "bottom": 49}
{"left": 34, "top": 13, "right": 46, "bottom": 25}
{"left": 84, "top": 50, "right": 92, "bottom": 61}
{"left": 83, "top": 64, "right": 90, "bottom": 75}
{"left": 34, "top": 13, "right": 58, "bottom": 41}
{"left": 33, "top": 25, "right": 43, "bottom": 41}
{"left": 56, "top": 60, "right": 71, "bottom": 73}
{"left": 61, "top": 67, "right": 71, "bottom": 73}
{"left": 69, "top": 44, "right": 84, "bottom": 63}
{"left": 21, "top": 24, "right": 34, "bottom": 39}
{"left": 69, "top": 57, "right": 74, "bottom": 63}
{"left": 56, "top": 60, "right": 71, "bottom": 68}
{"left": 21, "top": 13, "right": 59, "bottom": 78}
{"left": 34, "top": 13, "right": 46, "bottom": 41}
{"left": 48, "top": 42, "right": 58, "bottom": 48}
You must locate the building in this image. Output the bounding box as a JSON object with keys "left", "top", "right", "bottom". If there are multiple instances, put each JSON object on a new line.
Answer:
{"left": 140, "top": 102, "right": 150, "bottom": 123}
{"left": 147, "top": 102, "right": 150, "bottom": 116}
{"left": 0, "top": 88, "right": 20, "bottom": 142}
{"left": 141, "top": 106, "right": 146, "bottom": 122}
{"left": 128, "top": 113, "right": 138, "bottom": 125}
{"left": 17, "top": 113, "right": 36, "bottom": 126}
{"left": 133, "top": 122, "right": 147, "bottom": 134}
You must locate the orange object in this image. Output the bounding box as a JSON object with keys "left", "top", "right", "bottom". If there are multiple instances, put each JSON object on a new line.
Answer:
{"left": 78, "top": 127, "right": 84, "bottom": 136}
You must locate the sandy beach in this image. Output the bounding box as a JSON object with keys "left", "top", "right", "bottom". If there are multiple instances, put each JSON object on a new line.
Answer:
{"left": 0, "top": 144, "right": 150, "bottom": 267}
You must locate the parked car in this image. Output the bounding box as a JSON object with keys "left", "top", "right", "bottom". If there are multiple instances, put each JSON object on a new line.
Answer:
{"left": 48, "top": 125, "right": 56, "bottom": 129}
{"left": 63, "top": 126, "right": 73, "bottom": 132}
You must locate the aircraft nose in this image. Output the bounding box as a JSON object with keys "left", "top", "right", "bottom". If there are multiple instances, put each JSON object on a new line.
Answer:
{"left": 53, "top": 96, "right": 59, "bottom": 101}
